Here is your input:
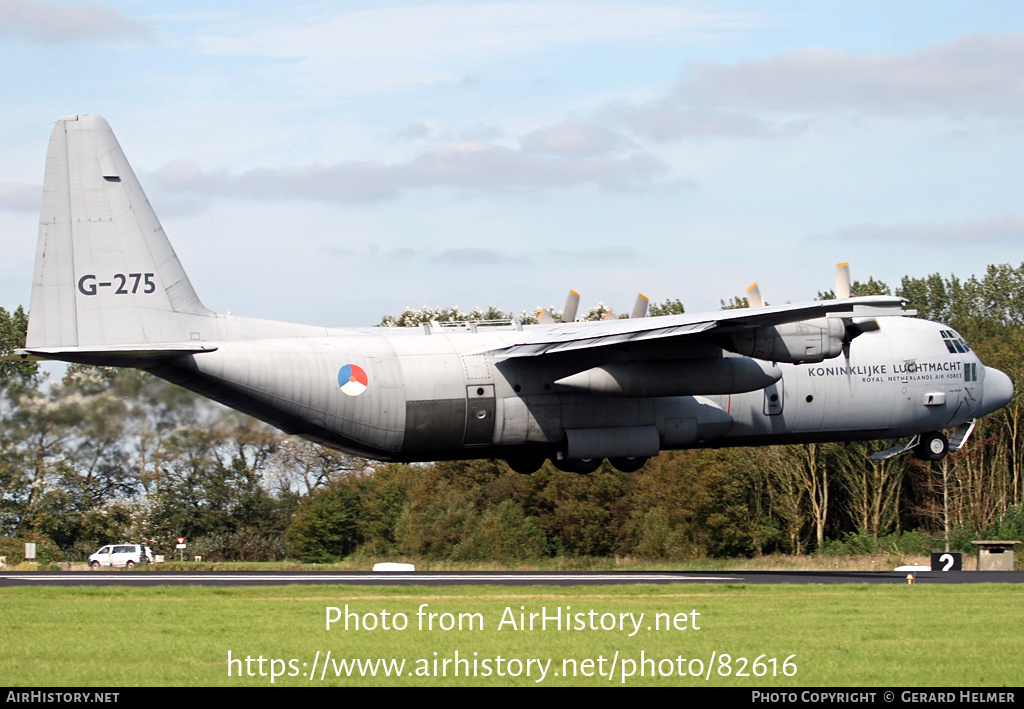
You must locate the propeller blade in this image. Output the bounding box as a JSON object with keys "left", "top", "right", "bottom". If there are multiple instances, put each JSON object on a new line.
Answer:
{"left": 537, "top": 308, "right": 554, "bottom": 324}
{"left": 631, "top": 293, "right": 649, "bottom": 319}
{"left": 746, "top": 283, "right": 764, "bottom": 308}
{"left": 842, "top": 316, "right": 880, "bottom": 365}
{"left": 836, "top": 262, "right": 851, "bottom": 299}
{"left": 563, "top": 290, "right": 580, "bottom": 322}
{"left": 846, "top": 317, "right": 880, "bottom": 340}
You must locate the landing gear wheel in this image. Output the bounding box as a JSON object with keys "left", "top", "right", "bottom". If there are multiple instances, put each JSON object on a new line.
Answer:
{"left": 914, "top": 431, "right": 948, "bottom": 461}
{"left": 609, "top": 456, "right": 648, "bottom": 473}
{"left": 553, "top": 458, "right": 602, "bottom": 474}
{"left": 506, "top": 454, "right": 545, "bottom": 474}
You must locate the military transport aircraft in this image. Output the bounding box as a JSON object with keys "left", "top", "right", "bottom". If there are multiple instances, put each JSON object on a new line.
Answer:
{"left": 13, "top": 115, "right": 1015, "bottom": 474}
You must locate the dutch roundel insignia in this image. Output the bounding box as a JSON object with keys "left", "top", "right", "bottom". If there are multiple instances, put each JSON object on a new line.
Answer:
{"left": 338, "top": 364, "right": 368, "bottom": 397}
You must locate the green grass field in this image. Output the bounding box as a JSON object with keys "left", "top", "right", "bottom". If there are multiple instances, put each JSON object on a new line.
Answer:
{"left": 2, "top": 583, "right": 1021, "bottom": 687}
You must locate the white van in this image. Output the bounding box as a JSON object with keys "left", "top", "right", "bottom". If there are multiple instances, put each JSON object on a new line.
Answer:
{"left": 88, "top": 544, "right": 153, "bottom": 569}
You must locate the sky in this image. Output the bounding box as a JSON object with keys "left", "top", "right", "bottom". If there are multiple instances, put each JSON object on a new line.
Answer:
{"left": 2, "top": 0, "right": 1024, "bottom": 327}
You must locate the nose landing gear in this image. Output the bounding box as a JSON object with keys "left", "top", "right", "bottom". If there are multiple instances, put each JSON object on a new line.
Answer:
{"left": 913, "top": 431, "right": 949, "bottom": 461}
{"left": 869, "top": 430, "right": 954, "bottom": 462}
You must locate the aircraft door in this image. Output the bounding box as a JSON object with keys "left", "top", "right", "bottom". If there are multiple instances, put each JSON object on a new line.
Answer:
{"left": 464, "top": 384, "right": 496, "bottom": 445}
{"left": 763, "top": 380, "right": 784, "bottom": 416}
{"left": 963, "top": 360, "right": 979, "bottom": 412}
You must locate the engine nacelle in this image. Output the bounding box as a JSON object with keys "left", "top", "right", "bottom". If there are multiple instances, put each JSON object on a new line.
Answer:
{"left": 554, "top": 357, "right": 781, "bottom": 397}
{"left": 719, "top": 317, "right": 846, "bottom": 364}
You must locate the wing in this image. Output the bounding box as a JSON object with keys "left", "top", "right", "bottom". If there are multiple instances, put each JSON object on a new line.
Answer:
{"left": 488, "top": 295, "right": 912, "bottom": 359}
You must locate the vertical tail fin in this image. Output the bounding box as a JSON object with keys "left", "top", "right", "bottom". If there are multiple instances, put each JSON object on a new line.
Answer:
{"left": 27, "top": 115, "right": 212, "bottom": 349}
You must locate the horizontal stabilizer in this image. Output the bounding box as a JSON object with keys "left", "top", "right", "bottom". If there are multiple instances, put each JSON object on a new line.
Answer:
{"left": 13, "top": 344, "right": 217, "bottom": 364}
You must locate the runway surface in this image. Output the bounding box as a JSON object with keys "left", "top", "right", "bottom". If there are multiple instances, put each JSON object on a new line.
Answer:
{"left": 2, "top": 570, "right": 1022, "bottom": 586}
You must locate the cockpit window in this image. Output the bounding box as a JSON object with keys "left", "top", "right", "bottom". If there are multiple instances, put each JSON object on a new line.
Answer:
{"left": 940, "top": 330, "right": 971, "bottom": 354}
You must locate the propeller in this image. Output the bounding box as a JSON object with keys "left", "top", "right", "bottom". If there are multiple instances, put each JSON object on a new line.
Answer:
{"left": 600, "top": 293, "right": 649, "bottom": 320}
{"left": 631, "top": 293, "right": 649, "bottom": 319}
{"left": 537, "top": 290, "right": 580, "bottom": 323}
{"left": 834, "top": 263, "right": 881, "bottom": 364}
{"left": 835, "top": 262, "right": 851, "bottom": 299}
{"left": 563, "top": 290, "right": 580, "bottom": 323}
{"left": 746, "top": 262, "right": 850, "bottom": 308}
{"left": 587, "top": 293, "right": 649, "bottom": 320}
{"left": 746, "top": 283, "right": 765, "bottom": 308}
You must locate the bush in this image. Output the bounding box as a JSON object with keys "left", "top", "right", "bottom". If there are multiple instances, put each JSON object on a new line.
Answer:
{"left": 886, "top": 530, "right": 930, "bottom": 555}
{"left": 815, "top": 530, "right": 931, "bottom": 556}
{"left": 0, "top": 534, "right": 64, "bottom": 564}
{"left": 815, "top": 538, "right": 849, "bottom": 557}
{"left": 948, "top": 525, "right": 978, "bottom": 554}
{"left": 632, "top": 507, "right": 705, "bottom": 560}
{"left": 187, "top": 531, "right": 286, "bottom": 562}
{"left": 284, "top": 483, "right": 363, "bottom": 562}
{"left": 841, "top": 531, "right": 879, "bottom": 555}
{"left": 452, "top": 500, "right": 549, "bottom": 561}
{"left": 394, "top": 481, "right": 481, "bottom": 559}
{"left": 990, "top": 505, "right": 1024, "bottom": 542}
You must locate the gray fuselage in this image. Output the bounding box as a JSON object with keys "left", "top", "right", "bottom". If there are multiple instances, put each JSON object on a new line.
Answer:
{"left": 138, "top": 315, "right": 998, "bottom": 462}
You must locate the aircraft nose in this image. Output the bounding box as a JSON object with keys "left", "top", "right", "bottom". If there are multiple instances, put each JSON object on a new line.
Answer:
{"left": 981, "top": 367, "right": 1014, "bottom": 416}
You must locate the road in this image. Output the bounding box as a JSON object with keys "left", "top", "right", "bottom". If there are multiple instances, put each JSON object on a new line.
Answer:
{"left": 3, "top": 570, "right": 1022, "bottom": 586}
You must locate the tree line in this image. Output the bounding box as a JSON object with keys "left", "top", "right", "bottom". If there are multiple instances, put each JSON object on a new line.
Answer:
{"left": 2, "top": 264, "right": 1023, "bottom": 563}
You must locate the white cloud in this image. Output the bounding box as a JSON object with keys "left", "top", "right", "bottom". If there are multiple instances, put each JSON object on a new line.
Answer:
{"left": 0, "top": 0, "right": 147, "bottom": 42}
{"left": 684, "top": 33, "right": 1024, "bottom": 117}
{"left": 393, "top": 122, "right": 434, "bottom": 141}
{"left": 577, "top": 31, "right": 1024, "bottom": 145}
{"left": 830, "top": 216, "right": 1024, "bottom": 243}
{"left": 433, "top": 248, "right": 531, "bottom": 266}
{"left": 521, "top": 121, "right": 633, "bottom": 156}
{"left": 608, "top": 102, "right": 803, "bottom": 140}
{"left": 544, "top": 246, "right": 640, "bottom": 262}
{"left": 151, "top": 141, "right": 670, "bottom": 202}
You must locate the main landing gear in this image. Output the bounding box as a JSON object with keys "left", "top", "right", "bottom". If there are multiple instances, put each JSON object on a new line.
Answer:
{"left": 505, "top": 453, "right": 547, "bottom": 475}
{"left": 553, "top": 458, "right": 602, "bottom": 474}
{"left": 505, "top": 455, "right": 649, "bottom": 475}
